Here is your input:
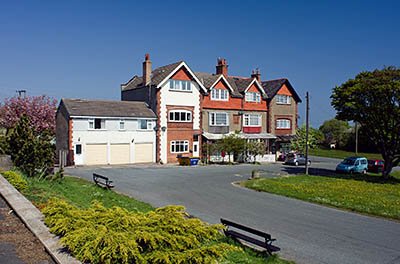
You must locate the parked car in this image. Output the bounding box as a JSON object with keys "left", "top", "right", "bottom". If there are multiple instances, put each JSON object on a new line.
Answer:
{"left": 284, "top": 153, "right": 311, "bottom": 166}
{"left": 367, "top": 159, "right": 384, "bottom": 173}
{"left": 336, "top": 157, "right": 368, "bottom": 174}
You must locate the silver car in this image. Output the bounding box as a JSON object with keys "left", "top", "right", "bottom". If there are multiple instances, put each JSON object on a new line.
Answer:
{"left": 284, "top": 153, "right": 311, "bottom": 166}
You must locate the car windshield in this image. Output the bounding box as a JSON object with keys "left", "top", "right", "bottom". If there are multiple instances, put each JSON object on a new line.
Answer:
{"left": 342, "top": 159, "right": 355, "bottom": 165}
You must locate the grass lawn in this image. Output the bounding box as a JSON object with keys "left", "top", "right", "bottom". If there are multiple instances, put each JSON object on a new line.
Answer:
{"left": 309, "top": 147, "right": 383, "bottom": 160}
{"left": 20, "top": 175, "right": 293, "bottom": 264}
{"left": 244, "top": 172, "right": 400, "bottom": 220}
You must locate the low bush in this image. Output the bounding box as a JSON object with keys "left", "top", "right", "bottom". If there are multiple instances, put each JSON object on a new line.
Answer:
{"left": 42, "top": 198, "right": 239, "bottom": 264}
{"left": 2, "top": 170, "right": 28, "bottom": 191}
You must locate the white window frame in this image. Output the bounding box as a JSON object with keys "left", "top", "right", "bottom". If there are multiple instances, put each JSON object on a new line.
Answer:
{"left": 119, "top": 120, "right": 125, "bottom": 130}
{"left": 169, "top": 110, "right": 192, "bottom": 122}
{"left": 243, "top": 114, "right": 261, "bottom": 127}
{"left": 276, "top": 94, "right": 291, "bottom": 104}
{"left": 209, "top": 112, "right": 229, "bottom": 126}
{"left": 170, "top": 140, "right": 189, "bottom": 153}
{"left": 211, "top": 88, "right": 229, "bottom": 101}
{"left": 169, "top": 80, "right": 192, "bottom": 92}
{"left": 245, "top": 92, "right": 261, "bottom": 103}
{"left": 88, "top": 118, "right": 105, "bottom": 130}
{"left": 138, "top": 119, "right": 152, "bottom": 130}
{"left": 276, "top": 119, "right": 291, "bottom": 129}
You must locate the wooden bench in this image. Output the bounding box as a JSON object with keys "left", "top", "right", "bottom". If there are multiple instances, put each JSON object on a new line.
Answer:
{"left": 221, "top": 218, "right": 280, "bottom": 255}
{"left": 93, "top": 173, "right": 114, "bottom": 189}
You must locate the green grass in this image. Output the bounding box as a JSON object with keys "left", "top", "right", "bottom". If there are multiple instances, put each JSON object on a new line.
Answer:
{"left": 245, "top": 172, "right": 400, "bottom": 220}
{"left": 309, "top": 147, "right": 383, "bottom": 160}
{"left": 20, "top": 175, "right": 292, "bottom": 263}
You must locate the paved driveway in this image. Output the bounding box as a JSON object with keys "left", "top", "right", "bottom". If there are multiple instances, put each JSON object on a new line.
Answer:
{"left": 65, "top": 158, "right": 400, "bottom": 264}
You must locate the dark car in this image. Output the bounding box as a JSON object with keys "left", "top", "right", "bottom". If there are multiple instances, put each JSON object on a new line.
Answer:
{"left": 367, "top": 159, "right": 384, "bottom": 173}
{"left": 284, "top": 153, "right": 311, "bottom": 166}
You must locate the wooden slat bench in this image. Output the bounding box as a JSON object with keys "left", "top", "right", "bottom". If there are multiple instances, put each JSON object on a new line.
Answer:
{"left": 93, "top": 173, "right": 114, "bottom": 189}
{"left": 221, "top": 218, "right": 280, "bottom": 255}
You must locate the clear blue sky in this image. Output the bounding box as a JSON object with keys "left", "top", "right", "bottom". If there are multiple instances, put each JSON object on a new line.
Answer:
{"left": 1, "top": 0, "right": 399, "bottom": 127}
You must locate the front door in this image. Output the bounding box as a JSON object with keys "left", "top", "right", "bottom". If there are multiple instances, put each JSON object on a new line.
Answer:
{"left": 193, "top": 142, "right": 199, "bottom": 157}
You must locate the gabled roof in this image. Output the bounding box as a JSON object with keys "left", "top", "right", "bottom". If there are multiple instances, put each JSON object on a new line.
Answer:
{"left": 122, "top": 61, "right": 183, "bottom": 91}
{"left": 194, "top": 72, "right": 243, "bottom": 97}
{"left": 60, "top": 98, "right": 157, "bottom": 118}
{"left": 261, "top": 79, "right": 302, "bottom": 103}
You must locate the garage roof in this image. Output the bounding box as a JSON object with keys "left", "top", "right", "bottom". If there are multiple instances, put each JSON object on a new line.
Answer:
{"left": 60, "top": 98, "right": 157, "bottom": 118}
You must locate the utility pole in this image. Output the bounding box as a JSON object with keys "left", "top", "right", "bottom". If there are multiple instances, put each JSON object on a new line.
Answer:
{"left": 355, "top": 121, "right": 358, "bottom": 155}
{"left": 16, "top": 90, "right": 26, "bottom": 98}
{"left": 305, "top": 91, "right": 310, "bottom": 175}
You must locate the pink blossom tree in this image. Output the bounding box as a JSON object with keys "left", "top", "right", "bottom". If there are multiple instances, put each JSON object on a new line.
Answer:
{"left": 0, "top": 95, "right": 58, "bottom": 135}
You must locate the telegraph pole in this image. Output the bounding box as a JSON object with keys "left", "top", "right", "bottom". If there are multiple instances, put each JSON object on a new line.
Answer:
{"left": 305, "top": 91, "right": 310, "bottom": 175}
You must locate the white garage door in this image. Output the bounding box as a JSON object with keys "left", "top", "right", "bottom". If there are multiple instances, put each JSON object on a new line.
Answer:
{"left": 135, "top": 143, "right": 153, "bottom": 163}
{"left": 85, "top": 144, "right": 107, "bottom": 165}
{"left": 110, "top": 144, "right": 130, "bottom": 165}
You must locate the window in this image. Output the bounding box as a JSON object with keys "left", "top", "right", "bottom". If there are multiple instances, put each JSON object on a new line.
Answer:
{"left": 211, "top": 88, "right": 228, "bottom": 101}
{"left": 245, "top": 92, "right": 261, "bottom": 103}
{"left": 276, "top": 119, "right": 291, "bottom": 129}
{"left": 169, "top": 80, "right": 192, "bottom": 91}
{"left": 170, "top": 140, "right": 189, "bottom": 153}
{"left": 244, "top": 114, "right": 261, "bottom": 127}
{"left": 75, "top": 144, "right": 82, "bottom": 155}
{"left": 276, "top": 95, "right": 290, "bottom": 104}
{"left": 169, "top": 110, "right": 192, "bottom": 122}
{"left": 139, "top": 120, "right": 152, "bottom": 130}
{"left": 209, "top": 112, "right": 228, "bottom": 126}
{"left": 119, "top": 120, "right": 125, "bottom": 130}
{"left": 89, "top": 118, "right": 105, "bottom": 129}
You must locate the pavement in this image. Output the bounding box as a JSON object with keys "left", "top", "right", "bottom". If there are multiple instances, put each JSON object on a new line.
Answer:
{"left": 66, "top": 156, "right": 400, "bottom": 264}
{"left": 0, "top": 174, "right": 80, "bottom": 264}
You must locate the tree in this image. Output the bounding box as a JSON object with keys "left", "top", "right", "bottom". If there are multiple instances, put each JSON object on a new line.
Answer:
{"left": 331, "top": 66, "right": 400, "bottom": 180}
{"left": 6, "top": 115, "right": 54, "bottom": 177}
{"left": 246, "top": 141, "right": 266, "bottom": 163}
{"left": 319, "top": 118, "right": 350, "bottom": 148}
{"left": 0, "top": 95, "right": 58, "bottom": 135}
{"left": 218, "top": 133, "right": 246, "bottom": 163}
{"left": 291, "top": 124, "right": 321, "bottom": 152}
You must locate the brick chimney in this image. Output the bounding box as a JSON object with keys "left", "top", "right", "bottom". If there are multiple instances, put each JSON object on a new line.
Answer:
{"left": 216, "top": 58, "right": 228, "bottom": 78}
{"left": 143, "top": 54, "right": 151, "bottom": 85}
{"left": 251, "top": 69, "right": 261, "bottom": 82}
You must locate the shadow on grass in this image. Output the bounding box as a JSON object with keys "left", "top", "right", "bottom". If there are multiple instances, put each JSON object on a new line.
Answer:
{"left": 281, "top": 166, "right": 400, "bottom": 184}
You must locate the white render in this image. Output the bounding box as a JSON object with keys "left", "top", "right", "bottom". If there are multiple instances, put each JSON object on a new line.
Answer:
{"left": 159, "top": 81, "right": 202, "bottom": 164}
{"left": 71, "top": 118, "right": 156, "bottom": 165}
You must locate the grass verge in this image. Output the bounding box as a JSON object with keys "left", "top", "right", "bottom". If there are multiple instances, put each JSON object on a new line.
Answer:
{"left": 244, "top": 172, "right": 400, "bottom": 220}
{"left": 20, "top": 175, "right": 292, "bottom": 264}
{"left": 309, "top": 147, "right": 382, "bottom": 160}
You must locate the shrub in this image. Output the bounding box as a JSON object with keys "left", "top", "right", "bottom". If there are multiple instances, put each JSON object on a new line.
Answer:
{"left": 2, "top": 171, "right": 28, "bottom": 191}
{"left": 42, "top": 198, "right": 239, "bottom": 264}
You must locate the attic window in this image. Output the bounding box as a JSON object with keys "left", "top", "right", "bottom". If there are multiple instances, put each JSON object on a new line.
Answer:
{"left": 169, "top": 80, "right": 192, "bottom": 91}
{"left": 276, "top": 95, "right": 290, "bottom": 104}
{"left": 211, "top": 88, "right": 228, "bottom": 101}
{"left": 245, "top": 92, "right": 260, "bottom": 103}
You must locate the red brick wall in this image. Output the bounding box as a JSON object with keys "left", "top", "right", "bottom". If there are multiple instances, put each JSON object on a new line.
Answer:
{"left": 274, "top": 115, "right": 293, "bottom": 135}
{"left": 277, "top": 84, "right": 293, "bottom": 96}
{"left": 170, "top": 67, "right": 193, "bottom": 81}
{"left": 68, "top": 119, "right": 74, "bottom": 166}
{"left": 243, "top": 83, "right": 268, "bottom": 111}
{"left": 156, "top": 90, "right": 162, "bottom": 162}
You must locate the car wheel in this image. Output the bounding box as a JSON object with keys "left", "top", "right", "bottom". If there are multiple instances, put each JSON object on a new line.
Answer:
{"left": 295, "top": 161, "right": 299, "bottom": 166}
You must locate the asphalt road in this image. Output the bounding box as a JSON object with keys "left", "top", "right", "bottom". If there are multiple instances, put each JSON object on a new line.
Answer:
{"left": 65, "top": 157, "right": 400, "bottom": 264}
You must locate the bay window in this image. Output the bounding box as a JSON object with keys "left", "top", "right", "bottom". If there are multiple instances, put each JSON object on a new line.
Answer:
{"left": 209, "top": 112, "right": 228, "bottom": 126}
{"left": 276, "top": 119, "right": 291, "bottom": 129}
{"left": 244, "top": 114, "right": 261, "bottom": 127}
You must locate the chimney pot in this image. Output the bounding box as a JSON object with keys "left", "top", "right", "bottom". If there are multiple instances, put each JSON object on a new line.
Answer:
{"left": 251, "top": 68, "right": 261, "bottom": 82}
{"left": 143, "top": 54, "right": 152, "bottom": 85}
{"left": 216, "top": 58, "right": 228, "bottom": 77}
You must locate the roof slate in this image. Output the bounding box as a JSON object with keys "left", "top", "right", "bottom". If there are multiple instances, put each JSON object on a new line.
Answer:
{"left": 60, "top": 98, "right": 156, "bottom": 118}
{"left": 261, "top": 79, "right": 302, "bottom": 102}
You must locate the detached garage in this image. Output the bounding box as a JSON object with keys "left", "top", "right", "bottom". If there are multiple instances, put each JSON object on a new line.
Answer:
{"left": 56, "top": 98, "right": 157, "bottom": 166}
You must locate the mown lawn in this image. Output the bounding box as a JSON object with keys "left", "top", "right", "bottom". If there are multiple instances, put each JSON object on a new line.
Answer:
{"left": 309, "top": 147, "right": 382, "bottom": 160}
{"left": 245, "top": 172, "right": 400, "bottom": 220}
{"left": 21, "top": 175, "right": 293, "bottom": 264}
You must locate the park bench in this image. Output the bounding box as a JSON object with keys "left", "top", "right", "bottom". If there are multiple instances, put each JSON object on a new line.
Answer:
{"left": 220, "top": 218, "right": 280, "bottom": 255}
{"left": 93, "top": 173, "right": 114, "bottom": 189}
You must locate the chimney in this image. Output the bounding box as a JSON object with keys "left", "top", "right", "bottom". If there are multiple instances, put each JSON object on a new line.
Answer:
{"left": 251, "top": 68, "right": 261, "bottom": 82}
{"left": 216, "top": 58, "right": 228, "bottom": 78}
{"left": 143, "top": 54, "right": 151, "bottom": 85}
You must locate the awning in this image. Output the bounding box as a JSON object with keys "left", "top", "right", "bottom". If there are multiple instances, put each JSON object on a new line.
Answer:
{"left": 203, "top": 132, "right": 276, "bottom": 140}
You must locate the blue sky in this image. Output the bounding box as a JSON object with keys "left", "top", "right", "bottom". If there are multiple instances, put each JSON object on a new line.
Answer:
{"left": 1, "top": 0, "right": 399, "bottom": 127}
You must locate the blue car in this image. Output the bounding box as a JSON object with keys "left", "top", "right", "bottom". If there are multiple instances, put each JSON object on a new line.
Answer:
{"left": 336, "top": 157, "right": 368, "bottom": 174}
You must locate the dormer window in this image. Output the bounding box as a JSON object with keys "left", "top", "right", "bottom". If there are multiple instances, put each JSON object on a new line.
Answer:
{"left": 211, "top": 88, "right": 228, "bottom": 101}
{"left": 276, "top": 95, "right": 291, "bottom": 104}
{"left": 169, "top": 80, "right": 192, "bottom": 91}
{"left": 245, "top": 92, "right": 261, "bottom": 103}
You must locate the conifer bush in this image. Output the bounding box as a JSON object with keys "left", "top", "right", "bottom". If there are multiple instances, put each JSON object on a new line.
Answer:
{"left": 42, "top": 198, "right": 239, "bottom": 263}
{"left": 2, "top": 170, "right": 28, "bottom": 191}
